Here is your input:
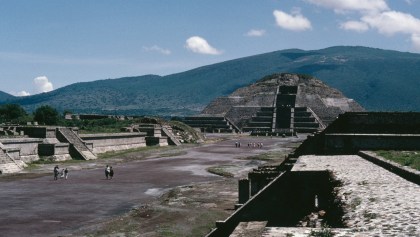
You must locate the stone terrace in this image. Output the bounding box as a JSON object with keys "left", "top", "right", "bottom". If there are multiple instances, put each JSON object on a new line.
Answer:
{"left": 268, "top": 155, "right": 420, "bottom": 236}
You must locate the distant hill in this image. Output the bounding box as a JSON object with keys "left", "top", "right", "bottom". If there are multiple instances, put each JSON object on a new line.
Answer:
{"left": 0, "top": 91, "right": 15, "bottom": 102}
{"left": 3, "top": 46, "right": 420, "bottom": 116}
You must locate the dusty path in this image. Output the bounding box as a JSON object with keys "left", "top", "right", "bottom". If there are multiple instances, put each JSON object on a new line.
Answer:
{"left": 0, "top": 134, "right": 303, "bottom": 237}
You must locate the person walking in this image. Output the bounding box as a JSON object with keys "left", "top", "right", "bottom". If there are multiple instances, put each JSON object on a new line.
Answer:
{"left": 53, "top": 165, "right": 59, "bottom": 180}
{"left": 105, "top": 165, "right": 110, "bottom": 179}
{"left": 109, "top": 167, "right": 114, "bottom": 179}
{"left": 60, "top": 169, "right": 65, "bottom": 179}
{"left": 64, "top": 168, "right": 69, "bottom": 180}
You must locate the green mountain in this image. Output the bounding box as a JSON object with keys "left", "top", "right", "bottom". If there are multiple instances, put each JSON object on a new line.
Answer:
{"left": 2, "top": 46, "right": 420, "bottom": 116}
{"left": 0, "top": 91, "right": 15, "bottom": 102}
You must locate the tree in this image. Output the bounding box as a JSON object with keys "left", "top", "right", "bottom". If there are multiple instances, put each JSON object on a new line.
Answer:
{"left": 33, "top": 105, "right": 60, "bottom": 125}
{"left": 0, "top": 104, "right": 27, "bottom": 123}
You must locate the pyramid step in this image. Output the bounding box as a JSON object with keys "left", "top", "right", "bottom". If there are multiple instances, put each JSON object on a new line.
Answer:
{"left": 294, "top": 127, "right": 319, "bottom": 133}
{"left": 260, "top": 107, "right": 275, "bottom": 112}
{"left": 294, "top": 111, "right": 312, "bottom": 117}
{"left": 184, "top": 123, "right": 231, "bottom": 128}
{"left": 251, "top": 117, "right": 273, "bottom": 122}
{"left": 294, "top": 117, "right": 316, "bottom": 122}
{"left": 247, "top": 122, "right": 272, "bottom": 127}
{"left": 294, "top": 122, "right": 319, "bottom": 128}
{"left": 294, "top": 107, "right": 308, "bottom": 112}
{"left": 256, "top": 111, "right": 274, "bottom": 116}
{"left": 243, "top": 127, "right": 272, "bottom": 132}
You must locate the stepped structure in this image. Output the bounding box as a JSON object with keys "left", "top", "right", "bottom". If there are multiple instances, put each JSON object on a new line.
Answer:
{"left": 185, "top": 73, "right": 361, "bottom": 134}
{"left": 1, "top": 123, "right": 181, "bottom": 174}
{"left": 206, "top": 112, "right": 420, "bottom": 237}
{"left": 243, "top": 107, "right": 275, "bottom": 133}
{"left": 0, "top": 143, "right": 25, "bottom": 174}
{"left": 183, "top": 116, "right": 239, "bottom": 133}
{"left": 161, "top": 125, "right": 182, "bottom": 146}
{"left": 57, "top": 128, "right": 97, "bottom": 160}
{"left": 293, "top": 107, "right": 326, "bottom": 133}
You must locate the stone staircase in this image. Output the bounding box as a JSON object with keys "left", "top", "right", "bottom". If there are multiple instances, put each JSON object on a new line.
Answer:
{"left": 242, "top": 107, "right": 274, "bottom": 132}
{"left": 184, "top": 116, "right": 235, "bottom": 133}
{"left": 0, "top": 146, "right": 24, "bottom": 174}
{"left": 57, "top": 128, "right": 96, "bottom": 160}
{"left": 161, "top": 126, "right": 182, "bottom": 146}
{"left": 225, "top": 117, "right": 241, "bottom": 133}
{"left": 293, "top": 107, "right": 321, "bottom": 133}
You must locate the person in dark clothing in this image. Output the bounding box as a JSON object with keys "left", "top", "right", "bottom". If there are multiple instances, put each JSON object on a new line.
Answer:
{"left": 105, "top": 165, "right": 110, "bottom": 179}
{"left": 109, "top": 167, "right": 114, "bottom": 179}
{"left": 53, "top": 165, "right": 59, "bottom": 180}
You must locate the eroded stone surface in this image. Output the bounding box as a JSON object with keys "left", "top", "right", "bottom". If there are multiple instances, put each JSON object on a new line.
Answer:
{"left": 285, "top": 155, "right": 420, "bottom": 236}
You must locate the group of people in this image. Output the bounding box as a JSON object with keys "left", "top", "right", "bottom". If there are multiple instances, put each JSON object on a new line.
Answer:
{"left": 53, "top": 165, "right": 115, "bottom": 180}
{"left": 248, "top": 142, "right": 263, "bottom": 148}
{"left": 234, "top": 141, "right": 264, "bottom": 148}
{"left": 53, "top": 165, "right": 69, "bottom": 180}
{"left": 105, "top": 165, "right": 114, "bottom": 180}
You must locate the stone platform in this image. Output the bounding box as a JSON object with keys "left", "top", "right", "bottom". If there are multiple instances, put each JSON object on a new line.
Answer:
{"left": 285, "top": 155, "right": 420, "bottom": 236}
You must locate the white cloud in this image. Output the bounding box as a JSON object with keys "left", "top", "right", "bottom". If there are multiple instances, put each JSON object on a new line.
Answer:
{"left": 273, "top": 9, "right": 312, "bottom": 31}
{"left": 305, "top": 0, "right": 420, "bottom": 51}
{"left": 16, "top": 91, "right": 31, "bottom": 96}
{"left": 362, "top": 11, "right": 420, "bottom": 36}
{"left": 411, "top": 34, "right": 420, "bottom": 51}
{"left": 245, "top": 29, "right": 266, "bottom": 37}
{"left": 340, "top": 20, "right": 369, "bottom": 32}
{"left": 185, "top": 36, "right": 223, "bottom": 55}
{"left": 361, "top": 11, "right": 420, "bottom": 50}
{"left": 143, "top": 45, "right": 171, "bottom": 55}
{"left": 305, "top": 0, "right": 389, "bottom": 14}
{"left": 34, "top": 76, "right": 53, "bottom": 93}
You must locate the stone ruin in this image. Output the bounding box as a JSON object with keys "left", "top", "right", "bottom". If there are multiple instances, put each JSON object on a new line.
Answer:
{"left": 206, "top": 111, "right": 420, "bottom": 237}
{"left": 0, "top": 123, "right": 182, "bottom": 174}
{"left": 184, "top": 73, "right": 364, "bottom": 135}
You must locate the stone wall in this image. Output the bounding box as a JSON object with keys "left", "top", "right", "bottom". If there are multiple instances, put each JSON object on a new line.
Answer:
{"left": 0, "top": 138, "right": 43, "bottom": 162}
{"left": 38, "top": 143, "right": 72, "bottom": 161}
{"left": 325, "top": 112, "right": 420, "bottom": 134}
{"left": 207, "top": 170, "right": 340, "bottom": 236}
{"left": 145, "top": 136, "right": 168, "bottom": 146}
{"left": 324, "top": 134, "right": 420, "bottom": 153}
{"left": 135, "top": 125, "right": 162, "bottom": 137}
{"left": 292, "top": 112, "right": 420, "bottom": 156}
{"left": 79, "top": 133, "right": 147, "bottom": 153}
{"left": 16, "top": 127, "right": 57, "bottom": 138}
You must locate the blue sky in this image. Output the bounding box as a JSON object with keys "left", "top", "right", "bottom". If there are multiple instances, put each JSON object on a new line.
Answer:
{"left": 1, "top": 0, "right": 419, "bottom": 96}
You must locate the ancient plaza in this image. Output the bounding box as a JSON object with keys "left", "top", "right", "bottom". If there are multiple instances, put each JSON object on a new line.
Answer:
{"left": 0, "top": 73, "right": 419, "bottom": 236}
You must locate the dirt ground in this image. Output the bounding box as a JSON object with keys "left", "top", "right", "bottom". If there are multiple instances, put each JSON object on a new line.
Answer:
{"left": 0, "top": 134, "right": 305, "bottom": 237}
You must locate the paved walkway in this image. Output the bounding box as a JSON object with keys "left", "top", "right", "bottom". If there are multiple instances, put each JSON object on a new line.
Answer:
{"left": 278, "top": 155, "right": 420, "bottom": 236}
{"left": 0, "top": 135, "right": 302, "bottom": 237}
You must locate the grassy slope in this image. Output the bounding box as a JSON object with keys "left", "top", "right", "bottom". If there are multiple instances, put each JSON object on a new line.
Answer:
{"left": 375, "top": 150, "right": 420, "bottom": 171}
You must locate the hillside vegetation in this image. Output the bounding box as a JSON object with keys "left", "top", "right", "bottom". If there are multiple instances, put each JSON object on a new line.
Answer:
{"left": 0, "top": 91, "right": 15, "bottom": 102}
{"left": 1, "top": 46, "right": 420, "bottom": 116}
